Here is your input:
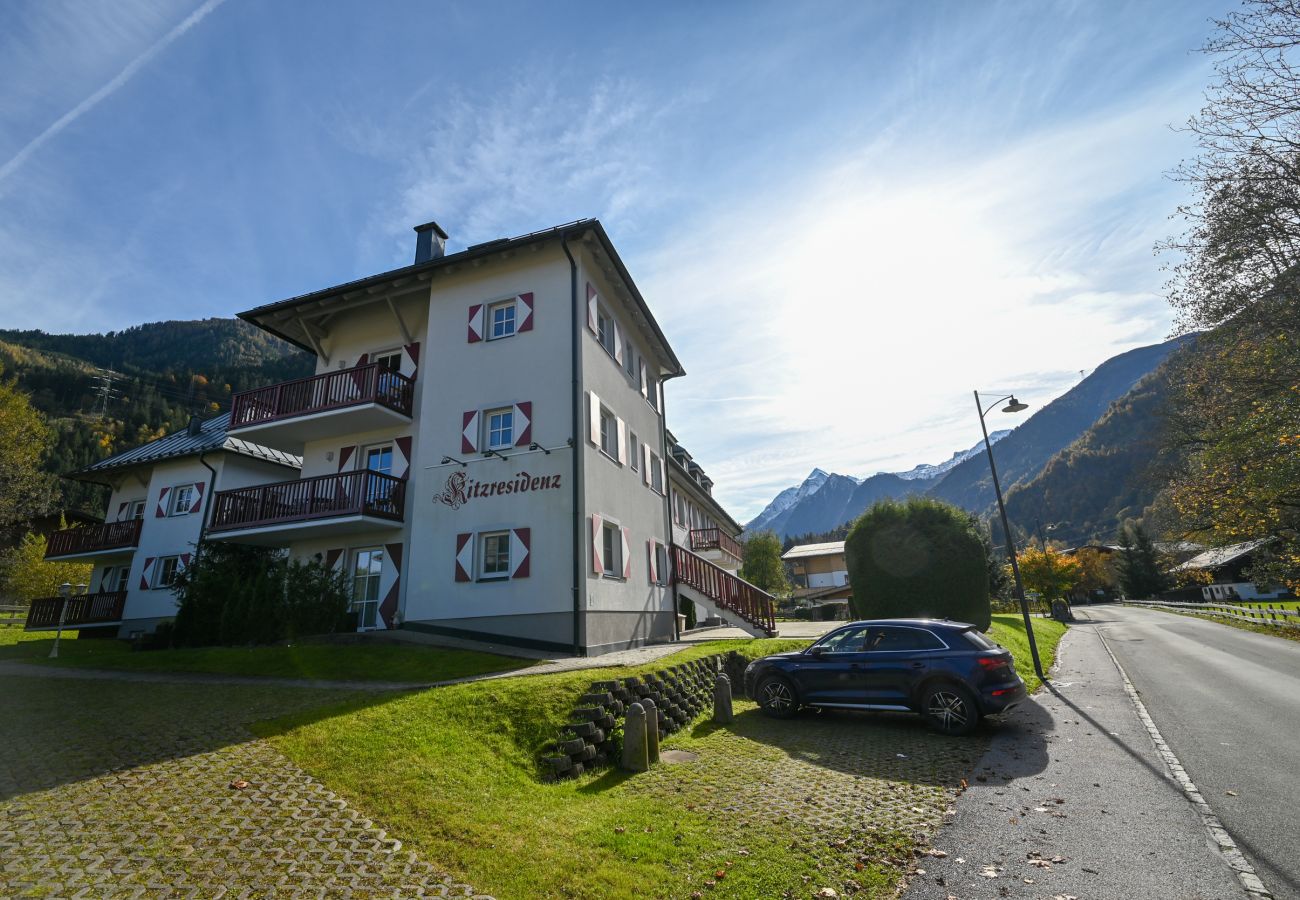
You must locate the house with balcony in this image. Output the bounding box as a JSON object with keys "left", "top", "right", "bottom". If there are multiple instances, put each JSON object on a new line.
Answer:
{"left": 27, "top": 416, "right": 299, "bottom": 635}
{"left": 29, "top": 217, "right": 761, "bottom": 657}
{"left": 782, "top": 540, "right": 853, "bottom": 612}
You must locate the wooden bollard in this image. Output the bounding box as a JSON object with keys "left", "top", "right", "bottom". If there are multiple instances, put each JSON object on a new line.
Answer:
{"left": 641, "top": 696, "right": 660, "bottom": 764}
{"left": 621, "top": 702, "right": 649, "bottom": 772}
{"left": 713, "top": 672, "right": 733, "bottom": 723}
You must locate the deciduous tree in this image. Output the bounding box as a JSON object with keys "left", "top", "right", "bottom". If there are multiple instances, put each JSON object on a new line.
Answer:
{"left": 0, "top": 525, "right": 92, "bottom": 602}
{"left": 1014, "top": 547, "right": 1081, "bottom": 603}
{"left": 740, "top": 531, "right": 791, "bottom": 598}
{"left": 0, "top": 373, "right": 53, "bottom": 534}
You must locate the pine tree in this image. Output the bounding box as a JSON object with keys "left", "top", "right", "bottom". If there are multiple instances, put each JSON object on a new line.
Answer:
{"left": 1115, "top": 523, "right": 1168, "bottom": 599}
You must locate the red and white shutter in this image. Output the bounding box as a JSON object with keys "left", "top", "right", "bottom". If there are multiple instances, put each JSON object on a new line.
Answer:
{"left": 642, "top": 445, "right": 652, "bottom": 485}
{"left": 613, "top": 321, "right": 624, "bottom": 365}
{"left": 403, "top": 342, "right": 421, "bottom": 372}
{"left": 394, "top": 435, "right": 413, "bottom": 478}
{"left": 516, "top": 292, "right": 534, "bottom": 332}
{"left": 139, "top": 557, "right": 157, "bottom": 590}
{"left": 587, "top": 392, "right": 601, "bottom": 445}
{"left": 338, "top": 445, "right": 356, "bottom": 472}
{"left": 454, "top": 533, "right": 474, "bottom": 582}
{"left": 639, "top": 360, "right": 648, "bottom": 399}
{"left": 155, "top": 487, "right": 170, "bottom": 518}
{"left": 117, "top": 501, "right": 129, "bottom": 521}
{"left": 615, "top": 417, "right": 627, "bottom": 465}
{"left": 621, "top": 527, "right": 632, "bottom": 580}
{"left": 189, "top": 483, "right": 204, "bottom": 514}
{"left": 647, "top": 540, "right": 658, "bottom": 584}
{"left": 586, "top": 284, "right": 599, "bottom": 333}
{"left": 591, "top": 515, "right": 603, "bottom": 574}
{"left": 462, "top": 410, "right": 481, "bottom": 454}
{"left": 467, "top": 304, "right": 484, "bottom": 343}
{"left": 510, "top": 528, "right": 531, "bottom": 578}
{"left": 513, "top": 401, "right": 532, "bottom": 447}
{"left": 179, "top": 552, "right": 192, "bottom": 571}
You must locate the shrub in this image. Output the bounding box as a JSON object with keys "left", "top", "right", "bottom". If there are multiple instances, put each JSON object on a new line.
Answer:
{"left": 844, "top": 497, "right": 992, "bottom": 630}
{"left": 679, "top": 596, "right": 698, "bottom": 630}
{"left": 172, "top": 543, "right": 351, "bottom": 646}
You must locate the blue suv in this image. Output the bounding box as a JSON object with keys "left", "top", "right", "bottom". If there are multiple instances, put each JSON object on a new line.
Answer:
{"left": 743, "top": 619, "right": 1026, "bottom": 735}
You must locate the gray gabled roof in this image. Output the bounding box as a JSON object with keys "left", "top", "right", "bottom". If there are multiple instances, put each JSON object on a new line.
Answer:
{"left": 70, "top": 413, "right": 301, "bottom": 482}
{"left": 1172, "top": 539, "right": 1267, "bottom": 573}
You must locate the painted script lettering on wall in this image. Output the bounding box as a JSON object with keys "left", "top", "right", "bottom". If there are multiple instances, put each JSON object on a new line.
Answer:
{"left": 435, "top": 470, "right": 563, "bottom": 509}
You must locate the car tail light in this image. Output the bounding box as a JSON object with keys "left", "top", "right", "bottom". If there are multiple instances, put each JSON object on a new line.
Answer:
{"left": 977, "top": 656, "right": 1010, "bottom": 672}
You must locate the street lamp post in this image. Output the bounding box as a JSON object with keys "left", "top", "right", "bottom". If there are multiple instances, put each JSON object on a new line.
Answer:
{"left": 50, "top": 581, "right": 73, "bottom": 659}
{"left": 974, "top": 390, "right": 1045, "bottom": 682}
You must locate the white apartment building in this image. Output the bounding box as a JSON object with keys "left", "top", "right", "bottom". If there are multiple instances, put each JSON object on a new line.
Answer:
{"left": 31, "top": 220, "right": 774, "bottom": 654}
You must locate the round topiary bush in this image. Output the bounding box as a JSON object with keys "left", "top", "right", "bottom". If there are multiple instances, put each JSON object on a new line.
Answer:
{"left": 844, "top": 497, "right": 991, "bottom": 630}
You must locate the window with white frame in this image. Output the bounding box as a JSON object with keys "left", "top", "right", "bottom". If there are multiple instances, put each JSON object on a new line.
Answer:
{"left": 602, "top": 522, "right": 622, "bottom": 578}
{"left": 623, "top": 339, "right": 636, "bottom": 380}
{"left": 649, "top": 450, "right": 664, "bottom": 493}
{"left": 488, "top": 299, "right": 516, "bottom": 340}
{"left": 480, "top": 532, "right": 511, "bottom": 579}
{"left": 486, "top": 408, "right": 514, "bottom": 450}
{"left": 645, "top": 373, "right": 660, "bottom": 410}
{"left": 629, "top": 432, "right": 639, "bottom": 472}
{"left": 102, "top": 566, "right": 129, "bottom": 593}
{"left": 373, "top": 350, "right": 402, "bottom": 372}
{"left": 596, "top": 306, "right": 616, "bottom": 357}
{"left": 169, "top": 485, "right": 194, "bottom": 516}
{"left": 351, "top": 547, "right": 383, "bottom": 630}
{"left": 153, "top": 556, "right": 181, "bottom": 589}
{"left": 599, "top": 407, "right": 619, "bottom": 459}
{"left": 129, "top": 500, "right": 146, "bottom": 520}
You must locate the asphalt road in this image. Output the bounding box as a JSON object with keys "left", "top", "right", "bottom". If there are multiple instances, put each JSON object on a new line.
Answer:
{"left": 1082, "top": 604, "right": 1300, "bottom": 900}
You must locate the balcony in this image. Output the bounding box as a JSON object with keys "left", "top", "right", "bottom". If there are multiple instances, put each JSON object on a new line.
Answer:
{"left": 208, "top": 470, "right": 406, "bottom": 544}
{"left": 25, "top": 591, "right": 127, "bottom": 631}
{"left": 227, "top": 364, "right": 415, "bottom": 451}
{"left": 44, "top": 519, "right": 143, "bottom": 561}
{"left": 689, "top": 528, "right": 744, "bottom": 565}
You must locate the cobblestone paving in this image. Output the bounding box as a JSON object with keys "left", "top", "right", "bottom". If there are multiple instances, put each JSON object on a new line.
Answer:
{"left": 2, "top": 675, "right": 490, "bottom": 899}
{"left": 631, "top": 704, "right": 987, "bottom": 838}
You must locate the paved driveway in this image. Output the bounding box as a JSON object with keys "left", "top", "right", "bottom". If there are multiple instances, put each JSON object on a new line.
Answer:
{"left": 2, "top": 671, "right": 489, "bottom": 899}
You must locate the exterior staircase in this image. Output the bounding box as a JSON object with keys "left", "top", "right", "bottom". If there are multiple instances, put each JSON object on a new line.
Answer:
{"left": 671, "top": 544, "right": 777, "bottom": 638}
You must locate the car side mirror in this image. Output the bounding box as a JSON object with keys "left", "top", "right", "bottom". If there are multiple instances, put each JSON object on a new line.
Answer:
{"left": 807, "top": 645, "right": 826, "bottom": 657}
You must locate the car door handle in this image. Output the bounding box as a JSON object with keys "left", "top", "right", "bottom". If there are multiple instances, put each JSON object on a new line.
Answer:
{"left": 850, "top": 663, "right": 865, "bottom": 670}
{"left": 910, "top": 662, "right": 925, "bottom": 669}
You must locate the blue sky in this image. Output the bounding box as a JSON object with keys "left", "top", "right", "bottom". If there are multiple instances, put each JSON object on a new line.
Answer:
{"left": 0, "top": 0, "right": 1224, "bottom": 519}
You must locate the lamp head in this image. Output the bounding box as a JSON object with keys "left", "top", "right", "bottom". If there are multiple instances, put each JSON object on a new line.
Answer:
{"left": 58, "top": 582, "right": 72, "bottom": 598}
{"left": 1001, "top": 397, "right": 1029, "bottom": 413}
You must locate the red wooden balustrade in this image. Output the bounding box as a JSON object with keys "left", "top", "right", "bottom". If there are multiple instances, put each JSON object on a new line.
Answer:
{"left": 671, "top": 544, "right": 776, "bottom": 635}
{"left": 44, "top": 519, "right": 143, "bottom": 558}
{"left": 209, "top": 470, "right": 406, "bottom": 532}
{"left": 688, "top": 527, "right": 744, "bottom": 562}
{"left": 229, "top": 363, "right": 414, "bottom": 429}
{"left": 25, "top": 591, "right": 127, "bottom": 630}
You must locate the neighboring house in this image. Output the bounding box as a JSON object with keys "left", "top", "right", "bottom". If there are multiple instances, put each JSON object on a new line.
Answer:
{"left": 665, "top": 430, "right": 745, "bottom": 624}
{"left": 782, "top": 541, "right": 852, "bottom": 610}
{"left": 30, "top": 219, "right": 774, "bottom": 653}
{"left": 1170, "top": 539, "right": 1291, "bottom": 602}
{"left": 26, "top": 415, "right": 300, "bottom": 636}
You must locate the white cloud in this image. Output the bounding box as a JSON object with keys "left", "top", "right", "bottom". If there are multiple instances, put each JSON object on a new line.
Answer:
{"left": 647, "top": 79, "right": 1202, "bottom": 521}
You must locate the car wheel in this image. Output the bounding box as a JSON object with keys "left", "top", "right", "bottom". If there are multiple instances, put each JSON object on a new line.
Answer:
{"left": 922, "top": 683, "right": 980, "bottom": 736}
{"left": 756, "top": 675, "right": 799, "bottom": 719}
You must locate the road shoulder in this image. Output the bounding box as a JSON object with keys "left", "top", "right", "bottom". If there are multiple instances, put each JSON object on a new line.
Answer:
{"left": 903, "top": 622, "right": 1246, "bottom": 899}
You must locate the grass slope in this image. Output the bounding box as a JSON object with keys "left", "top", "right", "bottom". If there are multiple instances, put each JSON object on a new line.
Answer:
{"left": 1, "top": 633, "right": 533, "bottom": 683}
{"left": 260, "top": 620, "right": 1064, "bottom": 899}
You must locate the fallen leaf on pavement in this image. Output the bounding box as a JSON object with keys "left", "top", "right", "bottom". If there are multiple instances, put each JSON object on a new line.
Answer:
{"left": 1029, "top": 859, "right": 1052, "bottom": 869}
{"left": 228, "top": 779, "right": 250, "bottom": 790}
{"left": 815, "top": 889, "right": 838, "bottom": 899}
{"left": 1226, "top": 790, "right": 1238, "bottom": 797}
{"left": 979, "top": 865, "right": 1001, "bottom": 878}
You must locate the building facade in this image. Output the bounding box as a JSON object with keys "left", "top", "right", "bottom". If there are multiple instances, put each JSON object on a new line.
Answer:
{"left": 32, "top": 220, "right": 774, "bottom": 653}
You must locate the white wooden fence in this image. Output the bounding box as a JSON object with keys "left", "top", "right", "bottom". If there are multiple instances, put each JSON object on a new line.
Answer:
{"left": 1124, "top": 599, "right": 1300, "bottom": 630}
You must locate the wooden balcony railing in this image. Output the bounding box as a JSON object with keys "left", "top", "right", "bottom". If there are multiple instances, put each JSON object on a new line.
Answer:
{"left": 672, "top": 544, "right": 776, "bottom": 636}
{"left": 229, "top": 363, "right": 415, "bottom": 429}
{"left": 44, "top": 519, "right": 143, "bottom": 559}
{"left": 689, "top": 527, "right": 744, "bottom": 562}
{"left": 25, "top": 591, "right": 127, "bottom": 630}
{"left": 209, "top": 470, "right": 406, "bottom": 533}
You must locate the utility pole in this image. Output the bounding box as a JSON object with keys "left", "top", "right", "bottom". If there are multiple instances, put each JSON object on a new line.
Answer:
{"left": 92, "top": 368, "right": 120, "bottom": 420}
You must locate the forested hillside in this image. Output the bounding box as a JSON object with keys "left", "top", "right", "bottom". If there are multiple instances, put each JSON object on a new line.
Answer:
{"left": 1, "top": 319, "right": 312, "bottom": 517}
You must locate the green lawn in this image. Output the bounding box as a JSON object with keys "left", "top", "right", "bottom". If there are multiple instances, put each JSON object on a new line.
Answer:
{"left": 988, "top": 614, "right": 1067, "bottom": 694}
{"left": 1, "top": 631, "right": 534, "bottom": 683}
{"left": 0, "top": 623, "right": 78, "bottom": 649}
{"left": 1230, "top": 599, "right": 1300, "bottom": 612}
{"left": 259, "top": 619, "right": 1066, "bottom": 899}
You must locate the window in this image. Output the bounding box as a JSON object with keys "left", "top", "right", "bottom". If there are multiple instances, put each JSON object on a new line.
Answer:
{"left": 814, "top": 625, "right": 870, "bottom": 653}
{"left": 649, "top": 451, "right": 664, "bottom": 493}
{"left": 365, "top": 445, "right": 393, "bottom": 475}
{"left": 169, "top": 485, "right": 194, "bottom": 516}
{"left": 486, "top": 408, "right": 514, "bottom": 450}
{"left": 623, "top": 340, "right": 636, "bottom": 380}
{"left": 489, "top": 300, "right": 516, "bottom": 340}
{"left": 629, "top": 432, "right": 639, "bottom": 472}
{"left": 962, "top": 629, "right": 1002, "bottom": 651}
{"left": 645, "top": 373, "right": 660, "bottom": 411}
{"left": 864, "top": 626, "right": 947, "bottom": 652}
{"left": 596, "top": 307, "right": 616, "bottom": 357}
{"left": 153, "top": 556, "right": 181, "bottom": 589}
{"left": 127, "top": 500, "right": 145, "bottom": 521}
{"left": 599, "top": 407, "right": 619, "bottom": 459}
{"left": 481, "top": 532, "right": 511, "bottom": 579}
{"left": 653, "top": 542, "right": 670, "bottom": 585}
{"left": 373, "top": 350, "right": 402, "bottom": 372}
{"left": 351, "top": 548, "right": 384, "bottom": 630}
{"left": 363, "top": 445, "right": 396, "bottom": 512}
{"left": 602, "top": 522, "right": 622, "bottom": 578}
{"left": 102, "top": 566, "right": 128, "bottom": 593}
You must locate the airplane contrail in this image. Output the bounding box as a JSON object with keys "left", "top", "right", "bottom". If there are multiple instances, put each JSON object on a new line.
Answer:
{"left": 0, "top": 0, "right": 227, "bottom": 185}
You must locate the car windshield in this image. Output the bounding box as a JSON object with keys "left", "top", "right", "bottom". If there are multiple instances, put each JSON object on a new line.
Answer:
{"left": 813, "top": 626, "right": 870, "bottom": 652}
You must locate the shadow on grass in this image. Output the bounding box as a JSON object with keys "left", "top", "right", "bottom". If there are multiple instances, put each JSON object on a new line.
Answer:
{"left": 1, "top": 670, "right": 408, "bottom": 804}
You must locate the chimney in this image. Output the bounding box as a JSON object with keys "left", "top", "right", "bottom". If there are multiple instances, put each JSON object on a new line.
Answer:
{"left": 187, "top": 415, "right": 203, "bottom": 437}
{"left": 413, "top": 221, "right": 448, "bottom": 264}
